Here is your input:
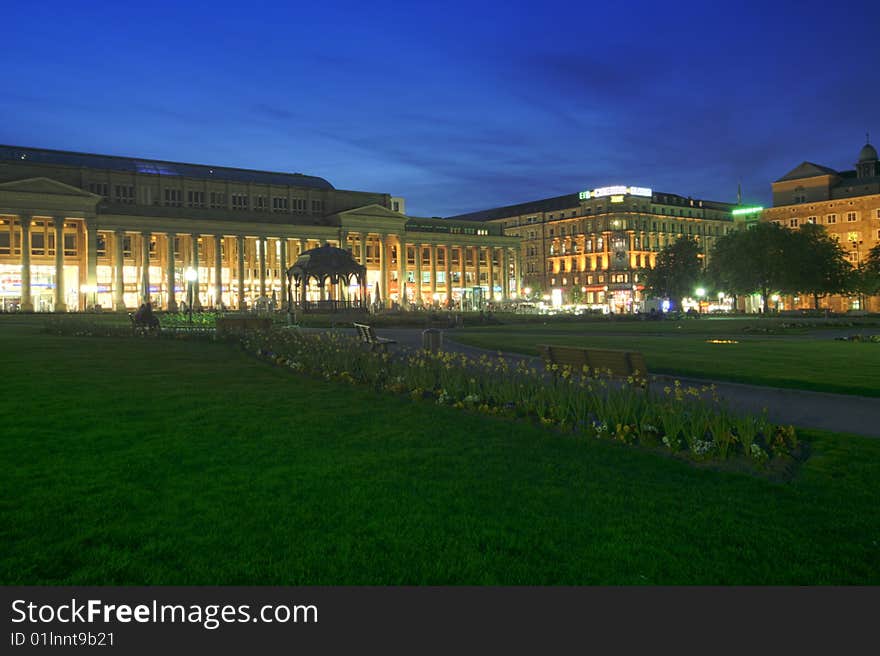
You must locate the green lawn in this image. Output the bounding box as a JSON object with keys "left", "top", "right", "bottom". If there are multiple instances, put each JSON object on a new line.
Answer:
{"left": 451, "top": 325, "right": 880, "bottom": 396}
{"left": 2, "top": 323, "right": 879, "bottom": 584}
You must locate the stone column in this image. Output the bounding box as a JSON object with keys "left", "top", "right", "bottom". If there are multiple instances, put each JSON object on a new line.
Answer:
{"left": 279, "top": 238, "right": 287, "bottom": 309}
{"left": 237, "top": 235, "right": 246, "bottom": 311}
{"left": 474, "top": 246, "right": 481, "bottom": 294}
{"left": 414, "top": 242, "right": 422, "bottom": 304}
{"left": 85, "top": 218, "right": 98, "bottom": 310}
{"left": 20, "top": 215, "right": 33, "bottom": 311}
{"left": 358, "top": 234, "right": 365, "bottom": 265}
{"left": 214, "top": 235, "right": 223, "bottom": 309}
{"left": 378, "top": 234, "right": 387, "bottom": 308}
{"left": 191, "top": 233, "right": 200, "bottom": 310}
{"left": 293, "top": 238, "right": 303, "bottom": 306}
{"left": 487, "top": 246, "right": 494, "bottom": 302}
{"left": 140, "top": 231, "right": 151, "bottom": 305}
{"left": 258, "top": 237, "right": 266, "bottom": 298}
{"left": 54, "top": 217, "right": 67, "bottom": 311}
{"left": 459, "top": 245, "right": 466, "bottom": 309}
{"left": 114, "top": 230, "right": 125, "bottom": 311}
{"left": 515, "top": 249, "right": 523, "bottom": 296}
{"left": 501, "top": 247, "right": 509, "bottom": 300}
{"left": 429, "top": 244, "right": 437, "bottom": 303}
{"left": 166, "top": 233, "right": 177, "bottom": 311}
{"left": 397, "top": 238, "right": 406, "bottom": 306}
{"left": 444, "top": 244, "right": 452, "bottom": 307}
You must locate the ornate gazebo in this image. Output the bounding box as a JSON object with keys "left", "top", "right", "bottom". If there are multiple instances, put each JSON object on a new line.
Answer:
{"left": 285, "top": 243, "right": 368, "bottom": 312}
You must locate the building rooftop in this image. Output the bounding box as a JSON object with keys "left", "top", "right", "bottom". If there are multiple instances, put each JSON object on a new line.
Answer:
{"left": 0, "top": 145, "right": 335, "bottom": 190}
{"left": 446, "top": 193, "right": 581, "bottom": 222}
{"left": 447, "top": 190, "right": 734, "bottom": 222}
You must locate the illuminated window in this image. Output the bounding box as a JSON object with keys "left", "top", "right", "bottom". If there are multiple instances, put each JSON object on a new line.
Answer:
{"left": 32, "top": 231, "right": 45, "bottom": 255}
{"left": 64, "top": 233, "right": 77, "bottom": 256}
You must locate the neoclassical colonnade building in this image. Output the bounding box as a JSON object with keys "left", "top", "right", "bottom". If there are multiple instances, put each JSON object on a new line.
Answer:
{"left": 0, "top": 146, "right": 520, "bottom": 312}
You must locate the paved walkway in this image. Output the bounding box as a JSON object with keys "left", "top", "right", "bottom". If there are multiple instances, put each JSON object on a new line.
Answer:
{"left": 354, "top": 327, "right": 880, "bottom": 439}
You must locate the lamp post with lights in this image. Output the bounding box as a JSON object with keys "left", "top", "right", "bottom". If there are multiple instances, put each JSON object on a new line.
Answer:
{"left": 695, "top": 287, "right": 706, "bottom": 314}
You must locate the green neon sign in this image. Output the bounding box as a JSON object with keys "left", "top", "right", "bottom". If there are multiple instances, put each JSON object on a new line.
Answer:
{"left": 732, "top": 206, "right": 764, "bottom": 216}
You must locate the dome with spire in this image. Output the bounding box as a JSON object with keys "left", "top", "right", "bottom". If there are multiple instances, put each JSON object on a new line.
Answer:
{"left": 858, "top": 142, "right": 878, "bottom": 162}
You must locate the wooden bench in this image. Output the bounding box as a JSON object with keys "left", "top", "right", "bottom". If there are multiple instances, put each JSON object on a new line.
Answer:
{"left": 215, "top": 316, "right": 272, "bottom": 337}
{"left": 353, "top": 322, "right": 396, "bottom": 352}
{"left": 538, "top": 344, "right": 649, "bottom": 381}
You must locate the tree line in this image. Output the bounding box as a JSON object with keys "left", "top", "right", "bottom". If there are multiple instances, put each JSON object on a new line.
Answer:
{"left": 642, "top": 222, "right": 880, "bottom": 313}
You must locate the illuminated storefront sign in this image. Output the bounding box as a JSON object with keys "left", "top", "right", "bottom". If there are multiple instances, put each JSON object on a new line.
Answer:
{"left": 731, "top": 206, "right": 764, "bottom": 216}
{"left": 579, "top": 186, "right": 653, "bottom": 200}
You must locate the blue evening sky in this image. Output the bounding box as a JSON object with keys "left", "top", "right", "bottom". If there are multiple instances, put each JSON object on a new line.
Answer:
{"left": 2, "top": 0, "right": 878, "bottom": 216}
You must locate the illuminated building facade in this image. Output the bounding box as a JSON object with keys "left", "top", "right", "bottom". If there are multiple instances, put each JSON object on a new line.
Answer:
{"left": 448, "top": 186, "right": 736, "bottom": 313}
{"left": 0, "top": 146, "right": 519, "bottom": 312}
{"left": 761, "top": 140, "right": 880, "bottom": 312}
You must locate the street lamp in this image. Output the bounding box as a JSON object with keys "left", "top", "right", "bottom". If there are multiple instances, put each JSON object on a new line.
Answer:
{"left": 695, "top": 287, "right": 706, "bottom": 314}
{"left": 185, "top": 267, "right": 198, "bottom": 325}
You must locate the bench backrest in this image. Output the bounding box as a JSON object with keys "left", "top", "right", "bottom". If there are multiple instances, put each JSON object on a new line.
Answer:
{"left": 539, "top": 344, "right": 648, "bottom": 378}
{"left": 353, "top": 323, "right": 376, "bottom": 343}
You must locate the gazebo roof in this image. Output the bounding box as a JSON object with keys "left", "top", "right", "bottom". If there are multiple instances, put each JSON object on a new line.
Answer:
{"left": 286, "top": 243, "right": 366, "bottom": 280}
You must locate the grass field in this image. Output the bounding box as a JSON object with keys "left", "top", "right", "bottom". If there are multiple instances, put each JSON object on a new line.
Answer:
{"left": 2, "top": 320, "right": 879, "bottom": 584}
{"left": 451, "top": 323, "right": 880, "bottom": 396}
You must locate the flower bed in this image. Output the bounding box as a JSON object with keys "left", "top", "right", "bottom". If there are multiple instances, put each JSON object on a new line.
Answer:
{"left": 42, "top": 318, "right": 216, "bottom": 340}
{"left": 833, "top": 334, "right": 880, "bottom": 343}
{"left": 242, "top": 329, "right": 801, "bottom": 471}
{"left": 42, "top": 317, "right": 803, "bottom": 472}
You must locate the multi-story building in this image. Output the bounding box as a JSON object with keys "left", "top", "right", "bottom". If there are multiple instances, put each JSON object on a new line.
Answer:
{"left": 448, "top": 185, "right": 736, "bottom": 313}
{"left": 761, "top": 140, "right": 880, "bottom": 312}
{"left": 0, "top": 145, "right": 519, "bottom": 312}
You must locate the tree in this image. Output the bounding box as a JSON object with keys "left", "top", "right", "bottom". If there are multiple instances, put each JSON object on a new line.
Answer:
{"left": 642, "top": 236, "right": 702, "bottom": 312}
{"left": 854, "top": 243, "right": 880, "bottom": 306}
{"left": 707, "top": 222, "right": 790, "bottom": 313}
{"left": 787, "top": 223, "right": 854, "bottom": 310}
